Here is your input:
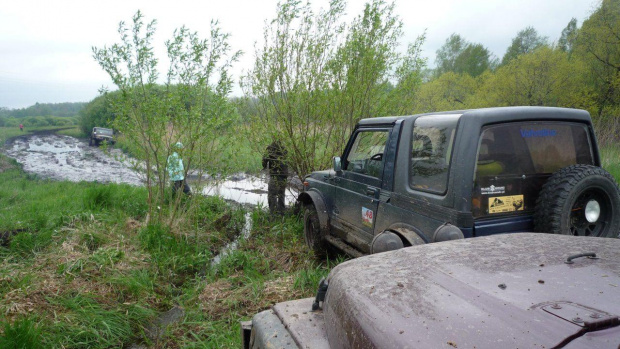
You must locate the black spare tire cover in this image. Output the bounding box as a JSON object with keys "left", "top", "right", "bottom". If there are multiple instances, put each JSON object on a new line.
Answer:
{"left": 534, "top": 164, "right": 620, "bottom": 237}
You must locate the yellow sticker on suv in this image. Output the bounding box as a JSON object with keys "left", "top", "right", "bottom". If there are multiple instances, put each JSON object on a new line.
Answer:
{"left": 489, "top": 195, "right": 525, "bottom": 214}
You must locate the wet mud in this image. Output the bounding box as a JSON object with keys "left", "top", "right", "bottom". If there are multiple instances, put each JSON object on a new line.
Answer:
{"left": 3, "top": 134, "right": 143, "bottom": 185}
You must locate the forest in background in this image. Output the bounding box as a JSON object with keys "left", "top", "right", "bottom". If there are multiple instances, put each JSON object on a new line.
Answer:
{"left": 0, "top": 102, "right": 83, "bottom": 128}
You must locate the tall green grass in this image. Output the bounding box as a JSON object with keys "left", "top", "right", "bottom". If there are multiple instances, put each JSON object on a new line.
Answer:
{"left": 0, "top": 167, "right": 147, "bottom": 259}
{"left": 0, "top": 127, "right": 338, "bottom": 348}
{"left": 56, "top": 127, "right": 85, "bottom": 138}
{"left": 44, "top": 293, "right": 154, "bottom": 348}
{"left": 601, "top": 146, "right": 620, "bottom": 182}
{"left": 0, "top": 316, "right": 42, "bottom": 349}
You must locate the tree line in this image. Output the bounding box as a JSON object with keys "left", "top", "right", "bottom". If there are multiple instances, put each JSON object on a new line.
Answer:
{"left": 0, "top": 102, "right": 86, "bottom": 118}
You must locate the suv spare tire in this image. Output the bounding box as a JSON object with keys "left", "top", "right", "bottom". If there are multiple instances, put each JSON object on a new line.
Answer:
{"left": 534, "top": 164, "right": 620, "bottom": 237}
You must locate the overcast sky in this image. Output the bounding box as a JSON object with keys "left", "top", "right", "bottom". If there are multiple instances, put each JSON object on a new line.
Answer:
{"left": 0, "top": 0, "right": 599, "bottom": 109}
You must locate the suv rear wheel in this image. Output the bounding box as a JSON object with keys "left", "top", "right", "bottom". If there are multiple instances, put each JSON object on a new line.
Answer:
{"left": 304, "top": 204, "right": 328, "bottom": 258}
{"left": 534, "top": 165, "right": 620, "bottom": 237}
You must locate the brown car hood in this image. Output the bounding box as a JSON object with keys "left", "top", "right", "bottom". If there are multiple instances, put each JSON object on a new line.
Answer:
{"left": 323, "top": 233, "right": 620, "bottom": 349}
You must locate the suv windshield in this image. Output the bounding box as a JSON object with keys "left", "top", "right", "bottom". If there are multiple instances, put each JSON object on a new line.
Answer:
{"left": 94, "top": 128, "right": 113, "bottom": 136}
{"left": 410, "top": 114, "right": 460, "bottom": 194}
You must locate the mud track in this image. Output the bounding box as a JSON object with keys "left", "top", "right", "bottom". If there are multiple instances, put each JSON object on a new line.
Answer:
{"left": 3, "top": 132, "right": 143, "bottom": 185}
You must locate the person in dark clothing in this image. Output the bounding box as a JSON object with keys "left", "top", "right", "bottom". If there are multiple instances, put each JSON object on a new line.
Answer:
{"left": 263, "top": 141, "right": 288, "bottom": 214}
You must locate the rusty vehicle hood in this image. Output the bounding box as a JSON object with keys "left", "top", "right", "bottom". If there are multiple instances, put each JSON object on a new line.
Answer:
{"left": 322, "top": 233, "right": 620, "bottom": 348}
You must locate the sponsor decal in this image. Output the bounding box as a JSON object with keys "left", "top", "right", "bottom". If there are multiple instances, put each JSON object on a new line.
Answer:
{"left": 489, "top": 195, "right": 524, "bottom": 214}
{"left": 362, "top": 207, "right": 374, "bottom": 227}
{"left": 520, "top": 129, "right": 557, "bottom": 138}
{"left": 481, "top": 185, "right": 505, "bottom": 195}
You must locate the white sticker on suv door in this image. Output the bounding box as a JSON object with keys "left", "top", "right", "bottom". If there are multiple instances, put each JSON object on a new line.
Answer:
{"left": 362, "top": 207, "right": 374, "bottom": 227}
{"left": 481, "top": 185, "right": 505, "bottom": 195}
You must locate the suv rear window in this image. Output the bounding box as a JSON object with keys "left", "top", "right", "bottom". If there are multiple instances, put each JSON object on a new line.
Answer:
{"left": 472, "top": 122, "right": 594, "bottom": 217}
{"left": 409, "top": 114, "right": 460, "bottom": 194}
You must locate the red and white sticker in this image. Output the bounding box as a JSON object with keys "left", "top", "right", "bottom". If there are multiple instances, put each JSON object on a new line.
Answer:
{"left": 362, "top": 207, "right": 374, "bottom": 227}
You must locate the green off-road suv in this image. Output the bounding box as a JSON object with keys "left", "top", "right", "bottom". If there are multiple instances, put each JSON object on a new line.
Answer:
{"left": 89, "top": 127, "right": 115, "bottom": 147}
{"left": 298, "top": 107, "right": 620, "bottom": 257}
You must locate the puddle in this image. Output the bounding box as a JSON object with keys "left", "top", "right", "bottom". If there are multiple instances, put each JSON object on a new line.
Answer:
{"left": 3, "top": 134, "right": 143, "bottom": 185}
{"left": 201, "top": 173, "right": 297, "bottom": 207}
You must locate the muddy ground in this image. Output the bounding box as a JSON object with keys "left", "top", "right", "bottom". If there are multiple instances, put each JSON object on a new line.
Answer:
{"left": 2, "top": 132, "right": 297, "bottom": 206}
{"left": 4, "top": 133, "right": 143, "bottom": 185}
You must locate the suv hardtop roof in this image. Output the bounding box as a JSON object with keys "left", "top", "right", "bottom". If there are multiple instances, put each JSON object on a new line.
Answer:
{"left": 356, "top": 106, "right": 591, "bottom": 127}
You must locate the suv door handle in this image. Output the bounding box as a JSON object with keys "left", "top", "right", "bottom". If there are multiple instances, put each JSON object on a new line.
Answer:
{"left": 366, "top": 188, "right": 377, "bottom": 196}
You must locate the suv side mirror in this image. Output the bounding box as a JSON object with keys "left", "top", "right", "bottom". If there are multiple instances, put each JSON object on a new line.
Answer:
{"left": 333, "top": 156, "right": 342, "bottom": 173}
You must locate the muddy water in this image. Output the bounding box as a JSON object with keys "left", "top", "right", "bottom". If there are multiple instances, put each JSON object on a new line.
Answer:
{"left": 201, "top": 173, "right": 297, "bottom": 207}
{"left": 4, "top": 134, "right": 143, "bottom": 185}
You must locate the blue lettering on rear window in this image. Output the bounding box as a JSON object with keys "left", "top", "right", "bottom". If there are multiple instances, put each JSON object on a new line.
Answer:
{"left": 520, "top": 129, "right": 557, "bottom": 138}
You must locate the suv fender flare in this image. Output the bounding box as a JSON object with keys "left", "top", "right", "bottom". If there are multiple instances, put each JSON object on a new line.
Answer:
{"left": 298, "top": 191, "right": 330, "bottom": 236}
{"left": 385, "top": 223, "right": 428, "bottom": 246}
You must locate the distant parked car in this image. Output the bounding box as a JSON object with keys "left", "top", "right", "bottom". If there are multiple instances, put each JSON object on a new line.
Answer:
{"left": 90, "top": 127, "right": 115, "bottom": 146}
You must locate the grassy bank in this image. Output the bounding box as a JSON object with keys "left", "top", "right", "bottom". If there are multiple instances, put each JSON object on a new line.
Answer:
{"left": 0, "top": 150, "right": 333, "bottom": 348}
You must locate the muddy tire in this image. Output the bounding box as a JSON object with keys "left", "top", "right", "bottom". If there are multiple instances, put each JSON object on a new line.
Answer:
{"left": 304, "top": 204, "right": 328, "bottom": 258}
{"left": 534, "top": 165, "right": 620, "bottom": 237}
{"left": 89, "top": 138, "right": 93, "bottom": 146}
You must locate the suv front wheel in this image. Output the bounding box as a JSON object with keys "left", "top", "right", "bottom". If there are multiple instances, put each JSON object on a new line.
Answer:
{"left": 304, "top": 204, "right": 328, "bottom": 258}
{"left": 534, "top": 165, "right": 620, "bottom": 237}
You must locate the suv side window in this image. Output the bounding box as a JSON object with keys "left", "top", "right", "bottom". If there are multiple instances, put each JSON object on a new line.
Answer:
{"left": 345, "top": 130, "right": 389, "bottom": 178}
{"left": 410, "top": 115, "right": 460, "bottom": 194}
